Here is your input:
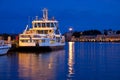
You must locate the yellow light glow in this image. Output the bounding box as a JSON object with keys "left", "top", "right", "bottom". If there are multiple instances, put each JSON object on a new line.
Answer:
{"left": 68, "top": 42, "right": 75, "bottom": 76}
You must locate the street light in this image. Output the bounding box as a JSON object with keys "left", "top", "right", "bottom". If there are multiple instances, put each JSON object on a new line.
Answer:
{"left": 69, "top": 27, "right": 73, "bottom": 31}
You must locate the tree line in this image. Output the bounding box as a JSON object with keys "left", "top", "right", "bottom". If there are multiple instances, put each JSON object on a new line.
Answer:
{"left": 0, "top": 33, "right": 18, "bottom": 40}
{"left": 72, "top": 29, "right": 120, "bottom": 38}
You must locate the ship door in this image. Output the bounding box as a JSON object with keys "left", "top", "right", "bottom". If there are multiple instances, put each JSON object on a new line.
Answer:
{"left": 36, "top": 40, "right": 39, "bottom": 47}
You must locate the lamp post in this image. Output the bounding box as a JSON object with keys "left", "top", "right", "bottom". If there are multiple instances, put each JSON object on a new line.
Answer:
{"left": 69, "top": 27, "right": 73, "bottom": 32}
{"left": 68, "top": 27, "right": 73, "bottom": 41}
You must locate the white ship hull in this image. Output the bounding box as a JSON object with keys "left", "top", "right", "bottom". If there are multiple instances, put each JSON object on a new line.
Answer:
{"left": 19, "top": 41, "right": 65, "bottom": 47}
{"left": 0, "top": 45, "right": 11, "bottom": 55}
{"left": 18, "top": 40, "right": 65, "bottom": 52}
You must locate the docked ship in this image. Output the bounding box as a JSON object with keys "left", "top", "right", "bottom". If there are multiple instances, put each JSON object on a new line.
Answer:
{"left": 18, "top": 8, "right": 65, "bottom": 51}
{"left": 0, "top": 40, "right": 11, "bottom": 55}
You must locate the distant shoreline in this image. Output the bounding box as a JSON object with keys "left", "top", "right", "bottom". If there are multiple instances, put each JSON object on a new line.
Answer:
{"left": 69, "top": 35, "right": 120, "bottom": 42}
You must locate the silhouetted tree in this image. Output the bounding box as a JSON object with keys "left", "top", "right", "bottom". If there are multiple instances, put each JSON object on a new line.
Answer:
{"left": 82, "top": 30, "right": 102, "bottom": 35}
{"left": 0, "top": 33, "right": 18, "bottom": 40}
{"left": 72, "top": 32, "right": 81, "bottom": 38}
{"left": 104, "top": 30, "right": 107, "bottom": 35}
{"left": 0, "top": 33, "right": 10, "bottom": 40}
{"left": 116, "top": 30, "right": 120, "bottom": 34}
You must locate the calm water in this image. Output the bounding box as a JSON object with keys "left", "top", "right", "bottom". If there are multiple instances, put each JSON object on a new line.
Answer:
{"left": 0, "top": 42, "right": 120, "bottom": 80}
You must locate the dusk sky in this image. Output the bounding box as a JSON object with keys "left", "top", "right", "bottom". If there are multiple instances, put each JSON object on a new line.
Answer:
{"left": 0, "top": 0, "right": 120, "bottom": 33}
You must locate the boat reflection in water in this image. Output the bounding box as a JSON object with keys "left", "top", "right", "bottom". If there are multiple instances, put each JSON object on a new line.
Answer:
{"left": 1, "top": 42, "right": 120, "bottom": 80}
{"left": 68, "top": 42, "right": 75, "bottom": 79}
{"left": 17, "top": 50, "right": 65, "bottom": 80}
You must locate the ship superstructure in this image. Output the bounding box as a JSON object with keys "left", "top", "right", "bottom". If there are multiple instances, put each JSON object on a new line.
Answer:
{"left": 19, "top": 8, "right": 65, "bottom": 49}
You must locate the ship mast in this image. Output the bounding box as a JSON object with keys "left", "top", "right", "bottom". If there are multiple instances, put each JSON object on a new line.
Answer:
{"left": 43, "top": 8, "right": 48, "bottom": 20}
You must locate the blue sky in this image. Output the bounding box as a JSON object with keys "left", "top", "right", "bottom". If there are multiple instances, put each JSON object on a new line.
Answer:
{"left": 0, "top": 0, "right": 120, "bottom": 33}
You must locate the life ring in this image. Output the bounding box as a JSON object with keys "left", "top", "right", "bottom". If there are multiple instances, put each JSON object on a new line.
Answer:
{"left": 49, "top": 30, "right": 53, "bottom": 33}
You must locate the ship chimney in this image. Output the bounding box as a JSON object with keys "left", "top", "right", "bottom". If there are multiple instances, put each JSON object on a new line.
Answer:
{"left": 43, "top": 8, "right": 48, "bottom": 20}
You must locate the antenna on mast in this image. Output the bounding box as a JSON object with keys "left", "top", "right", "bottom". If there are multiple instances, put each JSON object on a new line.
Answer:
{"left": 43, "top": 8, "right": 48, "bottom": 20}
{"left": 23, "top": 25, "right": 29, "bottom": 34}
{"left": 28, "top": 16, "right": 30, "bottom": 27}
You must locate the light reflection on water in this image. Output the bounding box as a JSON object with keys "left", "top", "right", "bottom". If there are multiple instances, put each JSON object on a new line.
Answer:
{"left": 17, "top": 50, "right": 65, "bottom": 80}
{"left": 68, "top": 42, "right": 75, "bottom": 78}
{"left": 0, "top": 42, "right": 120, "bottom": 80}
{"left": 0, "top": 50, "right": 66, "bottom": 80}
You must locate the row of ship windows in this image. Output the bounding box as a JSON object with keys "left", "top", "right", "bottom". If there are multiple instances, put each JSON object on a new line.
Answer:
{"left": 33, "top": 23, "right": 57, "bottom": 28}
{"left": 20, "top": 35, "right": 47, "bottom": 38}
{"left": 37, "top": 30, "right": 53, "bottom": 34}
{"left": 20, "top": 39, "right": 47, "bottom": 43}
{"left": 21, "top": 31, "right": 53, "bottom": 38}
{"left": 20, "top": 37, "right": 61, "bottom": 43}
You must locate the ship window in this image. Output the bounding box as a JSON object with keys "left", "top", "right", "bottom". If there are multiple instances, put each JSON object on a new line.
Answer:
{"left": 34, "top": 23, "right": 37, "bottom": 28}
{"left": 37, "top": 30, "right": 44, "bottom": 34}
{"left": 41, "top": 30, "right": 44, "bottom": 34}
{"left": 51, "top": 23, "right": 54, "bottom": 27}
{"left": 42, "top": 23, "right": 45, "bottom": 27}
{"left": 38, "top": 23, "right": 41, "bottom": 27}
{"left": 56, "top": 37, "right": 60, "bottom": 42}
{"left": 21, "top": 40, "right": 28, "bottom": 43}
{"left": 34, "top": 40, "right": 39, "bottom": 43}
{"left": 46, "top": 23, "right": 50, "bottom": 27}
{"left": 44, "top": 30, "right": 48, "bottom": 34}
{"left": 54, "top": 23, "right": 57, "bottom": 27}
{"left": 33, "top": 35, "right": 40, "bottom": 38}
{"left": 20, "top": 35, "right": 30, "bottom": 38}
{"left": 55, "top": 30, "right": 60, "bottom": 34}
{"left": 37, "top": 30, "right": 40, "bottom": 34}
{"left": 42, "top": 39, "right": 45, "bottom": 43}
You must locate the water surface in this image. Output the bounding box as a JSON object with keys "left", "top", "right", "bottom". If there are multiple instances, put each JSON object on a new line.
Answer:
{"left": 0, "top": 42, "right": 120, "bottom": 80}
